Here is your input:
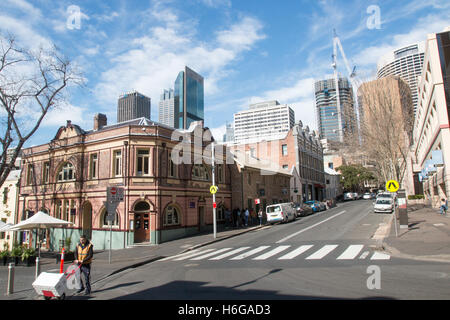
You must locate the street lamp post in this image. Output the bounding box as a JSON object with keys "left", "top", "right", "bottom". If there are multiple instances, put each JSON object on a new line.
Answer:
{"left": 212, "top": 142, "right": 216, "bottom": 239}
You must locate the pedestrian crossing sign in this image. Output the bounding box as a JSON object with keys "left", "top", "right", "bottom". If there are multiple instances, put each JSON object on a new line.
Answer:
{"left": 210, "top": 185, "right": 218, "bottom": 194}
{"left": 385, "top": 180, "right": 399, "bottom": 193}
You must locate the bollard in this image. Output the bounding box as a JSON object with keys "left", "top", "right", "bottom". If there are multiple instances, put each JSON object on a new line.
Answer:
{"left": 35, "top": 257, "right": 41, "bottom": 280}
{"left": 60, "top": 247, "right": 65, "bottom": 273}
{"left": 7, "top": 263, "right": 14, "bottom": 295}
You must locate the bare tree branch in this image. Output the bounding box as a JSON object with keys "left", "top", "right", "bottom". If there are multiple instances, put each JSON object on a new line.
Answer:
{"left": 0, "top": 31, "right": 84, "bottom": 188}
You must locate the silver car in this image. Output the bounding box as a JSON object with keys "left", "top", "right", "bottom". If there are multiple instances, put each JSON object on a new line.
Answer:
{"left": 374, "top": 198, "right": 394, "bottom": 213}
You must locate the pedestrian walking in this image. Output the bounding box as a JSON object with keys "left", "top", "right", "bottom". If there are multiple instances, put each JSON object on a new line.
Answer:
{"left": 225, "top": 209, "right": 231, "bottom": 228}
{"left": 440, "top": 198, "right": 448, "bottom": 215}
{"left": 232, "top": 208, "right": 237, "bottom": 228}
{"left": 258, "top": 208, "right": 263, "bottom": 226}
{"left": 236, "top": 208, "right": 241, "bottom": 227}
{"left": 251, "top": 209, "right": 257, "bottom": 225}
{"left": 244, "top": 208, "right": 249, "bottom": 226}
{"left": 74, "top": 235, "right": 94, "bottom": 295}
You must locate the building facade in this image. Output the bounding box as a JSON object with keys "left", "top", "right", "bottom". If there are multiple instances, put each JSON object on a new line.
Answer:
{"left": 174, "top": 66, "right": 204, "bottom": 130}
{"left": 314, "top": 78, "right": 356, "bottom": 142}
{"left": 223, "top": 122, "right": 234, "bottom": 143}
{"left": 377, "top": 42, "right": 425, "bottom": 116}
{"left": 230, "top": 151, "right": 292, "bottom": 213}
{"left": 17, "top": 117, "right": 232, "bottom": 250}
{"left": 230, "top": 121, "right": 325, "bottom": 202}
{"left": 412, "top": 28, "right": 450, "bottom": 207}
{"left": 117, "top": 91, "right": 151, "bottom": 123}
{"left": 0, "top": 170, "right": 21, "bottom": 250}
{"left": 233, "top": 100, "right": 295, "bottom": 144}
{"left": 158, "top": 89, "right": 175, "bottom": 128}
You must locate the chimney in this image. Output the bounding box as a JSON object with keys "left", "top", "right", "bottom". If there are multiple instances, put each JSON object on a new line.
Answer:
{"left": 94, "top": 113, "right": 107, "bottom": 131}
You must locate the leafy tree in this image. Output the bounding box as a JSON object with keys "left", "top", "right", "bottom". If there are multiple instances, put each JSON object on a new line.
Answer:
{"left": 336, "top": 164, "right": 376, "bottom": 192}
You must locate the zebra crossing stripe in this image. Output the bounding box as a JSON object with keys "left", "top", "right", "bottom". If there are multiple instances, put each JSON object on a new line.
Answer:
{"left": 370, "top": 251, "right": 390, "bottom": 260}
{"left": 253, "top": 245, "right": 291, "bottom": 260}
{"left": 230, "top": 246, "right": 270, "bottom": 260}
{"left": 305, "top": 245, "right": 338, "bottom": 260}
{"left": 173, "top": 249, "right": 215, "bottom": 261}
{"left": 159, "top": 249, "right": 202, "bottom": 261}
{"left": 190, "top": 248, "right": 233, "bottom": 260}
{"left": 278, "top": 245, "right": 314, "bottom": 260}
{"left": 209, "top": 247, "right": 251, "bottom": 260}
{"left": 336, "top": 245, "right": 364, "bottom": 260}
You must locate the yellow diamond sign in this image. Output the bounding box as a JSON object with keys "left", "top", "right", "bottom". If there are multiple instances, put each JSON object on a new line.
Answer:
{"left": 210, "top": 185, "right": 218, "bottom": 194}
{"left": 385, "top": 180, "right": 399, "bottom": 193}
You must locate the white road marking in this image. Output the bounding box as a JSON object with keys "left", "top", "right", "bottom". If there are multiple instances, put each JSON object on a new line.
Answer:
{"left": 336, "top": 245, "right": 364, "bottom": 260}
{"left": 370, "top": 251, "right": 391, "bottom": 260}
{"left": 252, "top": 245, "right": 291, "bottom": 260}
{"left": 278, "top": 245, "right": 314, "bottom": 260}
{"left": 276, "top": 211, "right": 346, "bottom": 243}
{"left": 159, "top": 249, "right": 202, "bottom": 261}
{"left": 190, "top": 248, "right": 233, "bottom": 260}
{"left": 305, "top": 245, "right": 338, "bottom": 260}
{"left": 230, "top": 246, "right": 270, "bottom": 260}
{"left": 359, "top": 251, "right": 370, "bottom": 259}
{"left": 209, "top": 247, "right": 250, "bottom": 260}
{"left": 173, "top": 249, "right": 215, "bottom": 261}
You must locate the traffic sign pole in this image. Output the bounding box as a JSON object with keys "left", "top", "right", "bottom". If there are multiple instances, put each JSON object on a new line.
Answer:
{"left": 212, "top": 142, "right": 216, "bottom": 240}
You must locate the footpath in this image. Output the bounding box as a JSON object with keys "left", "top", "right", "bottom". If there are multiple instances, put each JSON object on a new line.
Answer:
{"left": 0, "top": 223, "right": 264, "bottom": 300}
{"left": 382, "top": 204, "right": 450, "bottom": 263}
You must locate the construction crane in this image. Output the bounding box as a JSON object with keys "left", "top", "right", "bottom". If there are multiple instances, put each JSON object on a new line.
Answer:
{"left": 331, "top": 29, "right": 361, "bottom": 144}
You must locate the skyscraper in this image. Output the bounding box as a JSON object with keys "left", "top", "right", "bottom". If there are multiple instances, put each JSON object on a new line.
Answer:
{"left": 158, "top": 89, "right": 175, "bottom": 127}
{"left": 117, "top": 91, "right": 151, "bottom": 123}
{"left": 314, "top": 77, "right": 356, "bottom": 142}
{"left": 223, "top": 122, "right": 234, "bottom": 143}
{"left": 233, "top": 100, "right": 295, "bottom": 144}
{"left": 174, "top": 66, "right": 204, "bottom": 129}
{"left": 377, "top": 43, "right": 425, "bottom": 115}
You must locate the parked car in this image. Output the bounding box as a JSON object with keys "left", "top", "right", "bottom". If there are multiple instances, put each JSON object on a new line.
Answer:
{"left": 295, "top": 204, "right": 314, "bottom": 217}
{"left": 266, "top": 203, "right": 296, "bottom": 224}
{"left": 304, "top": 200, "right": 323, "bottom": 212}
{"left": 374, "top": 198, "right": 394, "bottom": 213}
{"left": 319, "top": 201, "right": 327, "bottom": 211}
{"left": 344, "top": 192, "right": 355, "bottom": 201}
{"left": 377, "top": 192, "right": 396, "bottom": 201}
{"left": 363, "top": 192, "right": 373, "bottom": 200}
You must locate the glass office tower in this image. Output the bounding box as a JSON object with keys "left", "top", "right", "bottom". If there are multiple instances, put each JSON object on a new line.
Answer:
{"left": 314, "top": 77, "right": 356, "bottom": 142}
{"left": 174, "top": 66, "right": 204, "bottom": 129}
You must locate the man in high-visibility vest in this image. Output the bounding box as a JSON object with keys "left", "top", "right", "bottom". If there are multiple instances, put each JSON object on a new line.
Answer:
{"left": 74, "top": 235, "right": 94, "bottom": 295}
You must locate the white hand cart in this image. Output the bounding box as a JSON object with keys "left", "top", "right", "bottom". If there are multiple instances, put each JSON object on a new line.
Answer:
{"left": 32, "top": 264, "right": 81, "bottom": 300}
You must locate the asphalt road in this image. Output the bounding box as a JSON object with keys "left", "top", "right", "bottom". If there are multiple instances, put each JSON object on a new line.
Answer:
{"left": 76, "top": 200, "right": 450, "bottom": 300}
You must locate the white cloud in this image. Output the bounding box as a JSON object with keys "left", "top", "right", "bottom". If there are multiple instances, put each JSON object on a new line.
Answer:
{"left": 94, "top": 7, "right": 266, "bottom": 116}
{"left": 209, "top": 124, "right": 226, "bottom": 142}
{"left": 198, "top": 0, "right": 232, "bottom": 8}
{"left": 42, "top": 103, "right": 88, "bottom": 128}
{"left": 244, "top": 77, "right": 317, "bottom": 129}
{"left": 356, "top": 13, "right": 450, "bottom": 67}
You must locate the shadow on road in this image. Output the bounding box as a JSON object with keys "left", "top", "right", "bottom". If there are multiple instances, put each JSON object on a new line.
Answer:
{"left": 105, "top": 280, "right": 396, "bottom": 300}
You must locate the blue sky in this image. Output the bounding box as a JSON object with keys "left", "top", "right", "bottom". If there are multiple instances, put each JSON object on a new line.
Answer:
{"left": 1, "top": 0, "right": 449, "bottom": 147}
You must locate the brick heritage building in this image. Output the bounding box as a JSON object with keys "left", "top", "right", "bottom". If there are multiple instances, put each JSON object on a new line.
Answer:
{"left": 17, "top": 116, "right": 232, "bottom": 250}
{"left": 230, "top": 121, "right": 325, "bottom": 203}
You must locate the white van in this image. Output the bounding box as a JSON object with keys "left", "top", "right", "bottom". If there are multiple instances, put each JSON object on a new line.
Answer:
{"left": 266, "top": 203, "right": 296, "bottom": 224}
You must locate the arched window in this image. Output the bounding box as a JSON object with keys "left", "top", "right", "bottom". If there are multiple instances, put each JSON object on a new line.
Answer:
{"left": 100, "top": 207, "right": 119, "bottom": 228}
{"left": 192, "top": 164, "right": 210, "bottom": 181}
{"left": 164, "top": 204, "right": 180, "bottom": 226}
{"left": 57, "top": 162, "right": 75, "bottom": 182}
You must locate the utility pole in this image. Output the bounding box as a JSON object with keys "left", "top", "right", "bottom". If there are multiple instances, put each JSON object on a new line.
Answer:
{"left": 212, "top": 141, "right": 217, "bottom": 239}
